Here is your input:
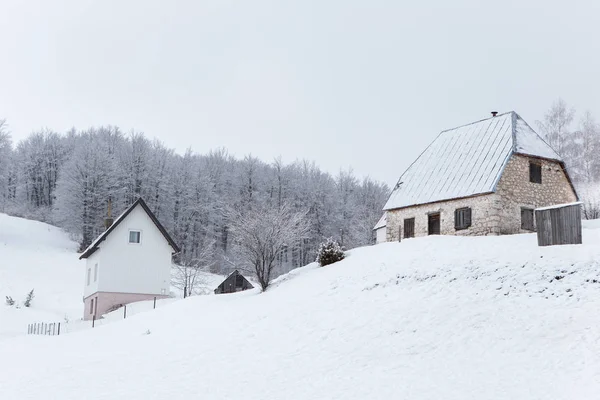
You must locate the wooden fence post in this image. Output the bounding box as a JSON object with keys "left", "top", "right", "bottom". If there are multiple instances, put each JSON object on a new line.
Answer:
{"left": 153, "top": 297, "right": 156, "bottom": 309}
{"left": 124, "top": 305, "right": 127, "bottom": 319}
{"left": 57, "top": 322, "right": 61, "bottom": 336}
{"left": 92, "top": 315, "right": 95, "bottom": 328}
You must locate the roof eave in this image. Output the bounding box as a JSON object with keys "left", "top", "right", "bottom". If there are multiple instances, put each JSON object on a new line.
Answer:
{"left": 383, "top": 191, "right": 495, "bottom": 212}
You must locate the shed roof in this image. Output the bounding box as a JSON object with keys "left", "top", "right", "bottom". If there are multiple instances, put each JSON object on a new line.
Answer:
{"left": 383, "top": 112, "right": 563, "bottom": 211}
{"left": 535, "top": 201, "right": 583, "bottom": 212}
{"left": 79, "top": 198, "right": 180, "bottom": 259}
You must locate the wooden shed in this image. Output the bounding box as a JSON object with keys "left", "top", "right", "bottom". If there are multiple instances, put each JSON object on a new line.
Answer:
{"left": 535, "top": 202, "right": 583, "bottom": 246}
{"left": 214, "top": 270, "right": 254, "bottom": 294}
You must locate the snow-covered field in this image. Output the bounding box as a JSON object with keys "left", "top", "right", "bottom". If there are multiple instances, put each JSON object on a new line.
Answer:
{"left": 1, "top": 214, "right": 599, "bottom": 399}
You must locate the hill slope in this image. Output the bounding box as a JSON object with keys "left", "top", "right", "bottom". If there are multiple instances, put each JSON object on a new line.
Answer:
{"left": 0, "top": 222, "right": 599, "bottom": 399}
{"left": 0, "top": 213, "right": 82, "bottom": 338}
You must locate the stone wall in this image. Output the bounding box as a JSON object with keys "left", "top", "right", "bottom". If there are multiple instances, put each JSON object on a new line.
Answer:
{"left": 495, "top": 154, "right": 578, "bottom": 234}
{"left": 384, "top": 154, "right": 578, "bottom": 241}
{"left": 385, "top": 193, "right": 501, "bottom": 241}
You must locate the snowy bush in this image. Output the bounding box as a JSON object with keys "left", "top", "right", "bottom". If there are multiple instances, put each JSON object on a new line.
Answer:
{"left": 23, "top": 289, "right": 34, "bottom": 308}
{"left": 5, "top": 296, "right": 14, "bottom": 306}
{"left": 316, "top": 238, "right": 345, "bottom": 267}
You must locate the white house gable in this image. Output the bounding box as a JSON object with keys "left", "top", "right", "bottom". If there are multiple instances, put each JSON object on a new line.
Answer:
{"left": 97, "top": 204, "right": 173, "bottom": 295}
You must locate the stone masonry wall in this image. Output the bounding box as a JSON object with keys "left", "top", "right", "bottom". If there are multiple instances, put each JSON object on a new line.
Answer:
{"left": 495, "top": 154, "right": 577, "bottom": 234}
{"left": 384, "top": 154, "right": 578, "bottom": 241}
{"left": 386, "top": 193, "right": 501, "bottom": 241}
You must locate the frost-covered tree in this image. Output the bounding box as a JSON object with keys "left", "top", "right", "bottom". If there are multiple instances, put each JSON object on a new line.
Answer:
{"left": 536, "top": 98, "right": 576, "bottom": 158}
{"left": 227, "top": 202, "right": 310, "bottom": 291}
{"left": 4, "top": 124, "right": 388, "bottom": 277}
{"left": 52, "top": 128, "right": 122, "bottom": 248}
{"left": 0, "top": 119, "right": 12, "bottom": 211}
{"left": 172, "top": 241, "right": 215, "bottom": 297}
{"left": 575, "top": 111, "right": 600, "bottom": 183}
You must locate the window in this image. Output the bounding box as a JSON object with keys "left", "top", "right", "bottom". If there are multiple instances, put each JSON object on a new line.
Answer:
{"left": 90, "top": 298, "right": 94, "bottom": 315}
{"left": 403, "top": 218, "right": 415, "bottom": 239}
{"left": 86, "top": 268, "right": 91, "bottom": 286}
{"left": 530, "top": 162, "right": 542, "bottom": 184}
{"left": 94, "top": 263, "right": 98, "bottom": 282}
{"left": 129, "top": 230, "right": 141, "bottom": 244}
{"left": 454, "top": 207, "right": 472, "bottom": 230}
{"left": 521, "top": 208, "right": 535, "bottom": 231}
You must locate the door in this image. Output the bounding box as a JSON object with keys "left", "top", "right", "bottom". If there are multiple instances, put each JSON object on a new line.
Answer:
{"left": 428, "top": 213, "right": 440, "bottom": 235}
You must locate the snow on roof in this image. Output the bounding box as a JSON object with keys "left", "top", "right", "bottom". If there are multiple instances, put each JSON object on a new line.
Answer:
{"left": 383, "top": 112, "right": 563, "bottom": 211}
{"left": 373, "top": 213, "right": 386, "bottom": 230}
{"left": 535, "top": 201, "right": 583, "bottom": 212}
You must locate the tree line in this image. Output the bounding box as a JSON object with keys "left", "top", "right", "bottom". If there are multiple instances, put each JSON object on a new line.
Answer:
{"left": 0, "top": 120, "right": 389, "bottom": 277}
{"left": 535, "top": 99, "right": 600, "bottom": 217}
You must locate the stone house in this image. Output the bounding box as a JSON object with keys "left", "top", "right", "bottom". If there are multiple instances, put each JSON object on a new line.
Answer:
{"left": 381, "top": 111, "right": 578, "bottom": 241}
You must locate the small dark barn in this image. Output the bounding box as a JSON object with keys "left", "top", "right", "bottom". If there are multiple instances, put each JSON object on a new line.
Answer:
{"left": 214, "top": 270, "right": 254, "bottom": 294}
{"left": 535, "top": 202, "right": 583, "bottom": 246}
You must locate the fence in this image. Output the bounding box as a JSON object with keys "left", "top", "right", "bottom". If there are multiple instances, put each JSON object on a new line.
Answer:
{"left": 27, "top": 322, "right": 61, "bottom": 336}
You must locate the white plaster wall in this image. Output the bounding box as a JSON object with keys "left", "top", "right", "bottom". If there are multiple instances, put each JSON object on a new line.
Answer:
{"left": 91, "top": 205, "right": 173, "bottom": 296}
{"left": 375, "top": 227, "right": 387, "bottom": 244}
{"left": 83, "top": 250, "right": 101, "bottom": 299}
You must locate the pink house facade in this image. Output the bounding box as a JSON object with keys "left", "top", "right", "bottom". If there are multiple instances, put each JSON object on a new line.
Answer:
{"left": 79, "top": 198, "right": 180, "bottom": 320}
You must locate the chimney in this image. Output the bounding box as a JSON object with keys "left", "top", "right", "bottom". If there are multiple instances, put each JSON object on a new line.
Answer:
{"left": 104, "top": 197, "right": 114, "bottom": 230}
{"left": 491, "top": 111, "right": 498, "bottom": 117}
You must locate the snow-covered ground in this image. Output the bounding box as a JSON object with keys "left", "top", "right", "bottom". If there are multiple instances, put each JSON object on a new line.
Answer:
{"left": 0, "top": 213, "right": 82, "bottom": 339}
{"left": 0, "top": 215, "right": 599, "bottom": 399}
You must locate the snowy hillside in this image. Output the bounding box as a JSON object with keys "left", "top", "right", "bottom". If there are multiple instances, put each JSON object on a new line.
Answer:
{"left": 0, "top": 213, "right": 82, "bottom": 338}
{"left": 1, "top": 221, "right": 599, "bottom": 399}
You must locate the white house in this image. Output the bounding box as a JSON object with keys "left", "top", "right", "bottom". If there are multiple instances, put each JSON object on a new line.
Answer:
{"left": 373, "top": 213, "right": 387, "bottom": 244}
{"left": 79, "top": 198, "right": 180, "bottom": 320}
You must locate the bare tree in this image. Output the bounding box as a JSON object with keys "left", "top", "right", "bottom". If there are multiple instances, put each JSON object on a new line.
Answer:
{"left": 576, "top": 111, "right": 600, "bottom": 183}
{"left": 228, "top": 203, "right": 310, "bottom": 291}
{"left": 172, "top": 241, "right": 215, "bottom": 297}
{"left": 536, "top": 98, "right": 576, "bottom": 158}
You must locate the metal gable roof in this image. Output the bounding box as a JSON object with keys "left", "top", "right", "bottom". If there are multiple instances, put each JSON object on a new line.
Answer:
{"left": 383, "top": 112, "right": 563, "bottom": 211}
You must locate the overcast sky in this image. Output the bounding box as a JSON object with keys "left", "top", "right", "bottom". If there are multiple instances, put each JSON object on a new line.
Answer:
{"left": 1, "top": 0, "right": 599, "bottom": 186}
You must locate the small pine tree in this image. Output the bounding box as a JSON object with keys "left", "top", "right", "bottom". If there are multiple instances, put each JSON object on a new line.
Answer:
{"left": 23, "top": 289, "right": 34, "bottom": 308}
{"left": 316, "top": 237, "right": 345, "bottom": 267}
{"left": 5, "top": 296, "right": 15, "bottom": 306}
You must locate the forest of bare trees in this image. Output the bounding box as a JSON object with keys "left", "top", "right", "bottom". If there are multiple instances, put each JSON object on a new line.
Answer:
{"left": 0, "top": 121, "right": 389, "bottom": 276}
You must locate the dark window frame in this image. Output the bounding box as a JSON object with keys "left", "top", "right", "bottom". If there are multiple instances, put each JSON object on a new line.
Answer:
{"left": 129, "top": 230, "right": 141, "bottom": 244}
{"left": 521, "top": 207, "right": 535, "bottom": 231}
{"left": 454, "top": 207, "right": 472, "bottom": 230}
{"left": 403, "top": 218, "right": 415, "bottom": 239}
{"left": 529, "top": 162, "right": 542, "bottom": 184}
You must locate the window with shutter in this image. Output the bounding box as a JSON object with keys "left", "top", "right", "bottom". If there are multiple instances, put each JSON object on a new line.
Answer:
{"left": 529, "top": 162, "right": 542, "bottom": 184}
{"left": 403, "top": 218, "right": 415, "bottom": 238}
{"left": 454, "top": 207, "right": 472, "bottom": 230}
{"left": 521, "top": 208, "right": 535, "bottom": 231}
